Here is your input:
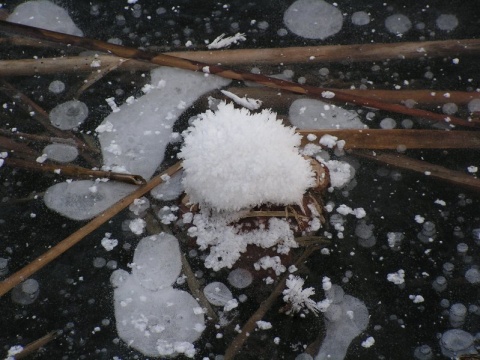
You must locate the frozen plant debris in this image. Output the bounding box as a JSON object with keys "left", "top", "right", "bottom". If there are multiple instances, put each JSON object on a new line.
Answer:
{"left": 282, "top": 275, "right": 319, "bottom": 314}
{"left": 179, "top": 101, "right": 315, "bottom": 211}
{"left": 220, "top": 90, "right": 262, "bottom": 110}
{"left": 207, "top": 32, "right": 246, "bottom": 49}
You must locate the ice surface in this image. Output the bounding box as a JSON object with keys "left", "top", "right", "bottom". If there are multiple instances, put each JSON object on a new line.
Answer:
{"left": 283, "top": 0, "right": 343, "bottom": 40}
{"left": 316, "top": 291, "right": 369, "bottom": 360}
{"left": 132, "top": 233, "right": 182, "bottom": 290}
{"left": 179, "top": 101, "right": 314, "bottom": 211}
{"left": 112, "top": 233, "right": 203, "bottom": 357}
{"left": 113, "top": 276, "right": 203, "bottom": 357}
{"left": 7, "top": 0, "right": 84, "bottom": 36}
{"left": 44, "top": 180, "right": 136, "bottom": 221}
{"left": 150, "top": 170, "right": 184, "bottom": 201}
{"left": 43, "top": 143, "right": 78, "bottom": 163}
{"left": 290, "top": 99, "right": 365, "bottom": 129}
{"left": 99, "top": 67, "right": 230, "bottom": 180}
{"left": 49, "top": 100, "right": 89, "bottom": 130}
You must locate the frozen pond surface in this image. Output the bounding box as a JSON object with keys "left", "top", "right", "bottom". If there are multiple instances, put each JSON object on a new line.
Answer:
{"left": 0, "top": 1, "right": 480, "bottom": 359}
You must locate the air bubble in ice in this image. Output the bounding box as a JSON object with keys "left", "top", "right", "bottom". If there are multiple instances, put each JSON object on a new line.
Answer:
{"left": 227, "top": 268, "right": 253, "bottom": 289}
{"left": 43, "top": 143, "right": 78, "bottom": 163}
{"left": 49, "top": 100, "right": 89, "bottom": 130}
{"left": 440, "top": 329, "right": 477, "bottom": 358}
{"left": 351, "top": 11, "right": 370, "bottom": 26}
{"left": 436, "top": 14, "right": 458, "bottom": 31}
{"left": 48, "top": 80, "right": 66, "bottom": 94}
{"left": 203, "top": 282, "right": 233, "bottom": 306}
{"left": 385, "top": 14, "right": 412, "bottom": 35}
{"left": 465, "top": 267, "right": 480, "bottom": 285}
{"left": 11, "top": 278, "right": 40, "bottom": 305}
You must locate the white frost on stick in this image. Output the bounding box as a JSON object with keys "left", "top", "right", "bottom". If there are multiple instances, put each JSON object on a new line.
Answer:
{"left": 220, "top": 90, "right": 262, "bottom": 110}
{"left": 179, "top": 101, "right": 315, "bottom": 211}
{"left": 207, "top": 32, "right": 246, "bottom": 49}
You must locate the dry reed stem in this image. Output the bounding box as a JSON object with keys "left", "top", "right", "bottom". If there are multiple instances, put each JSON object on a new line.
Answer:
{"left": 224, "top": 244, "right": 325, "bottom": 360}
{"left": 0, "top": 161, "right": 182, "bottom": 297}
{"left": 298, "top": 129, "right": 480, "bottom": 150}
{"left": 224, "top": 86, "right": 480, "bottom": 108}
{"left": 14, "top": 330, "right": 59, "bottom": 359}
{"left": 353, "top": 150, "right": 480, "bottom": 192}
{"left": 3, "top": 157, "right": 146, "bottom": 185}
{"left": 1, "top": 38, "right": 480, "bottom": 77}
{"left": 0, "top": 21, "right": 475, "bottom": 128}
{"left": 0, "top": 135, "right": 37, "bottom": 156}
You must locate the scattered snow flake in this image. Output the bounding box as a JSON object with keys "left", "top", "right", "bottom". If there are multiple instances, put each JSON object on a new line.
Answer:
{"left": 306, "top": 133, "right": 317, "bottom": 141}
{"left": 264, "top": 276, "right": 274, "bottom": 284}
{"left": 274, "top": 337, "right": 280, "bottom": 344}
{"left": 105, "top": 97, "right": 120, "bottom": 112}
{"left": 128, "top": 218, "right": 146, "bottom": 235}
{"left": 223, "top": 299, "right": 239, "bottom": 312}
{"left": 387, "top": 269, "right": 405, "bottom": 285}
{"left": 434, "top": 199, "right": 446, "bottom": 206}
{"left": 319, "top": 134, "right": 338, "bottom": 148}
{"left": 36, "top": 153, "right": 48, "bottom": 163}
{"left": 221, "top": 90, "right": 262, "bottom": 110}
{"left": 321, "top": 90, "right": 335, "bottom": 99}
{"left": 142, "top": 83, "right": 155, "bottom": 94}
{"left": 202, "top": 66, "right": 210, "bottom": 73}
{"left": 207, "top": 32, "right": 246, "bottom": 49}
{"left": 414, "top": 215, "right": 425, "bottom": 224}
{"left": 361, "top": 336, "right": 375, "bottom": 348}
{"left": 90, "top": 59, "right": 101, "bottom": 67}
{"left": 95, "top": 120, "right": 114, "bottom": 133}
{"left": 424, "top": 171, "right": 431, "bottom": 176}
{"left": 254, "top": 256, "right": 286, "bottom": 276}
{"left": 409, "top": 294, "right": 424, "bottom": 303}
{"left": 452, "top": 58, "right": 459, "bottom": 64}
{"left": 256, "top": 320, "right": 272, "bottom": 330}
{"left": 322, "top": 276, "right": 332, "bottom": 291}
{"left": 283, "top": 275, "right": 319, "bottom": 314}
{"left": 101, "top": 233, "right": 118, "bottom": 251}
{"left": 467, "top": 165, "right": 478, "bottom": 173}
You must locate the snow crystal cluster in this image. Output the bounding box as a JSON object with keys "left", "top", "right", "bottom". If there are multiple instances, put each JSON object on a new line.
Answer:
{"left": 179, "top": 101, "right": 315, "bottom": 211}
{"left": 111, "top": 233, "right": 204, "bottom": 358}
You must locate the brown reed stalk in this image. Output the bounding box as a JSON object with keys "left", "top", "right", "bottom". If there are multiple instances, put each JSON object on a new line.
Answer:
{"left": 0, "top": 161, "right": 182, "bottom": 297}
{"left": 0, "top": 20, "right": 475, "bottom": 128}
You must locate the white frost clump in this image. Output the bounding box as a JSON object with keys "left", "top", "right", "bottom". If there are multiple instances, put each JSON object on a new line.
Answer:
{"left": 7, "top": 0, "right": 84, "bottom": 36}
{"left": 207, "top": 32, "right": 246, "bottom": 49}
{"left": 189, "top": 209, "right": 298, "bottom": 271}
{"left": 283, "top": 0, "right": 343, "bottom": 40}
{"left": 387, "top": 269, "right": 405, "bottom": 285}
{"left": 179, "top": 101, "right": 314, "bottom": 211}
{"left": 283, "top": 275, "right": 319, "bottom": 314}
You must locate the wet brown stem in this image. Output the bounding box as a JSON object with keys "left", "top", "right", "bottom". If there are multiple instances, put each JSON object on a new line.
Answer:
{"left": 0, "top": 21, "right": 475, "bottom": 128}
{"left": 0, "top": 161, "right": 182, "bottom": 297}
{"left": 14, "top": 330, "right": 59, "bottom": 359}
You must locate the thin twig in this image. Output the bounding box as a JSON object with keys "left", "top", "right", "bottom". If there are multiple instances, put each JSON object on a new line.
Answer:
{"left": 298, "top": 129, "right": 480, "bottom": 149}
{"left": 353, "top": 150, "right": 480, "bottom": 192}
{"left": 3, "top": 157, "right": 146, "bottom": 185}
{"left": 1, "top": 38, "right": 480, "bottom": 77}
{"left": 224, "top": 244, "right": 327, "bottom": 360}
{"left": 14, "top": 330, "right": 60, "bottom": 359}
{"left": 0, "top": 21, "right": 475, "bottom": 128}
{"left": 0, "top": 161, "right": 182, "bottom": 297}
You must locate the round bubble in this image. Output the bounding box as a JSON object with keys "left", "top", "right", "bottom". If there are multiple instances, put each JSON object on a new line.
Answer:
{"left": 48, "top": 80, "right": 66, "bottom": 94}
{"left": 467, "top": 98, "right": 480, "bottom": 113}
{"left": 227, "top": 268, "right": 253, "bottom": 289}
{"left": 436, "top": 14, "right": 458, "bottom": 31}
{"left": 440, "top": 329, "right": 475, "bottom": 357}
{"left": 465, "top": 268, "right": 480, "bottom": 284}
{"left": 203, "top": 282, "right": 233, "bottom": 306}
{"left": 351, "top": 11, "right": 370, "bottom": 26}
{"left": 283, "top": 0, "right": 343, "bottom": 40}
{"left": 43, "top": 143, "right": 79, "bottom": 163}
{"left": 49, "top": 100, "right": 89, "bottom": 130}
{"left": 385, "top": 14, "right": 412, "bottom": 35}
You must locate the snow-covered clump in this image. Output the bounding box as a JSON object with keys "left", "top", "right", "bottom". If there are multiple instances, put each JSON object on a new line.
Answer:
{"left": 112, "top": 233, "right": 204, "bottom": 358}
{"left": 7, "top": 0, "right": 84, "bottom": 36}
{"left": 282, "top": 275, "right": 319, "bottom": 314}
{"left": 179, "top": 101, "right": 314, "bottom": 211}
{"left": 188, "top": 209, "right": 298, "bottom": 270}
{"left": 283, "top": 0, "right": 343, "bottom": 40}
{"left": 289, "top": 99, "right": 366, "bottom": 130}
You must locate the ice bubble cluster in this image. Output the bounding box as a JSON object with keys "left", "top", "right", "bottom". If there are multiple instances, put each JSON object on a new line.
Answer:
{"left": 112, "top": 233, "right": 204, "bottom": 358}
{"left": 283, "top": 0, "right": 343, "bottom": 40}
{"left": 316, "top": 285, "right": 369, "bottom": 360}
{"left": 49, "top": 100, "right": 89, "bottom": 130}
{"left": 44, "top": 67, "right": 229, "bottom": 220}
{"left": 42, "top": 143, "right": 78, "bottom": 163}
{"left": 439, "top": 329, "right": 477, "bottom": 358}
{"left": 289, "top": 99, "right": 366, "bottom": 130}
{"left": 7, "top": 0, "right": 84, "bottom": 37}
